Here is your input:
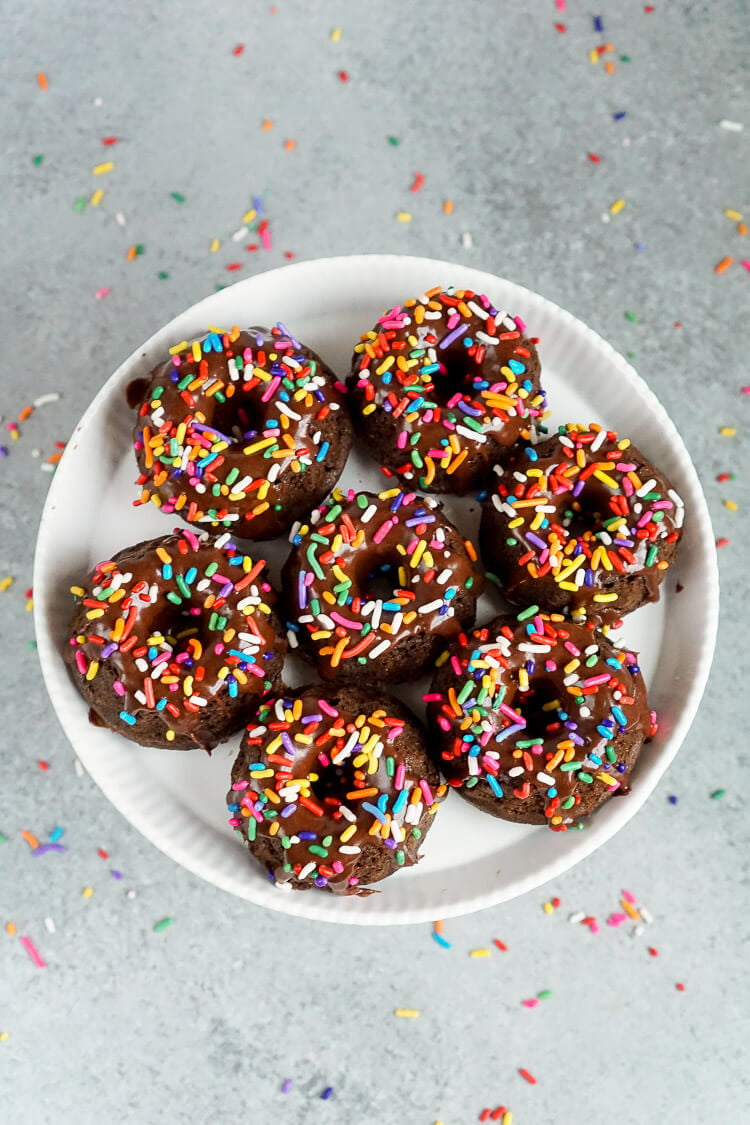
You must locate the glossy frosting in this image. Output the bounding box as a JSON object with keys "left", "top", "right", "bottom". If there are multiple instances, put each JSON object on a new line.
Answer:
{"left": 130, "top": 324, "right": 350, "bottom": 539}
{"left": 66, "top": 529, "right": 283, "bottom": 746}
{"left": 283, "top": 487, "right": 483, "bottom": 680}
{"left": 425, "top": 611, "right": 653, "bottom": 830}
{"left": 481, "top": 423, "right": 684, "bottom": 619}
{"left": 348, "top": 286, "right": 547, "bottom": 494}
{"left": 228, "top": 687, "right": 447, "bottom": 894}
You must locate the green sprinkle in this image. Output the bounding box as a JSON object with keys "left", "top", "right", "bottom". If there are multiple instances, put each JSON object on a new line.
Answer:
{"left": 537, "top": 990, "right": 552, "bottom": 1000}
{"left": 411, "top": 827, "right": 422, "bottom": 839}
{"left": 308, "top": 844, "right": 328, "bottom": 858}
{"left": 620, "top": 54, "right": 631, "bottom": 62}
{"left": 626, "top": 351, "right": 637, "bottom": 359}
{"left": 170, "top": 191, "right": 186, "bottom": 203}
{"left": 505, "top": 538, "right": 518, "bottom": 547}
{"left": 395, "top": 850, "right": 405, "bottom": 866}
{"left": 73, "top": 197, "right": 87, "bottom": 212}
{"left": 560, "top": 796, "right": 576, "bottom": 809}
{"left": 247, "top": 818, "right": 257, "bottom": 841}
{"left": 711, "top": 789, "right": 726, "bottom": 799}
{"left": 387, "top": 136, "right": 400, "bottom": 146}
{"left": 205, "top": 561, "right": 218, "bottom": 577}
{"left": 0, "top": 831, "right": 8, "bottom": 843}
{"left": 385, "top": 755, "right": 395, "bottom": 778}
{"left": 321, "top": 835, "right": 333, "bottom": 847}
{"left": 465, "top": 777, "right": 479, "bottom": 788}
{"left": 166, "top": 591, "right": 183, "bottom": 606}
{"left": 153, "top": 917, "right": 173, "bottom": 933}
{"left": 158, "top": 271, "right": 169, "bottom": 279}
{"left": 175, "top": 575, "right": 191, "bottom": 599}
{"left": 624, "top": 312, "right": 638, "bottom": 322}
{"left": 645, "top": 544, "right": 659, "bottom": 567}
{"left": 517, "top": 604, "right": 540, "bottom": 622}
{"left": 577, "top": 771, "right": 594, "bottom": 784}
{"left": 32, "top": 154, "right": 44, "bottom": 166}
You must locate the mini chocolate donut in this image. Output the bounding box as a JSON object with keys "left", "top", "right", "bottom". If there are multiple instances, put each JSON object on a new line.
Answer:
{"left": 282, "top": 487, "right": 483, "bottom": 684}
{"left": 129, "top": 324, "right": 352, "bottom": 540}
{"left": 480, "top": 423, "right": 684, "bottom": 623}
{"left": 228, "top": 684, "right": 446, "bottom": 894}
{"left": 347, "top": 286, "right": 546, "bottom": 495}
{"left": 425, "top": 611, "right": 654, "bottom": 831}
{"left": 65, "top": 529, "right": 286, "bottom": 751}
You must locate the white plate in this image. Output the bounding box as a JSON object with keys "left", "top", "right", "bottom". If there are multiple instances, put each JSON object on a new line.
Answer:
{"left": 34, "top": 255, "right": 719, "bottom": 925}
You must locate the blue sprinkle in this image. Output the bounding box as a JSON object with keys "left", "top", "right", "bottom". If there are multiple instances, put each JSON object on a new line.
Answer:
{"left": 508, "top": 358, "right": 526, "bottom": 375}
{"left": 320, "top": 1087, "right": 334, "bottom": 1101}
{"left": 668, "top": 795, "right": 678, "bottom": 805}
{"left": 593, "top": 15, "right": 604, "bottom": 32}
{"left": 119, "top": 711, "right": 136, "bottom": 726}
{"left": 486, "top": 774, "right": 504, "bottom": 798}
{"left": 613, "top": 111, "right": 627, "bottom": 121}
{"left": 316, "top": 441, "right": 330, "bottom": 463}
{"left": 363, "top": 801, "right": 386, "bottom": 823}
{"left": 432, "top": 930, "right": 452, "bottom": 949}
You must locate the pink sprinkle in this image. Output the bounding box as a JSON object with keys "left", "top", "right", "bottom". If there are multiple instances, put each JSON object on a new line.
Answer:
{"left": 261, "top": 375, "right": 281, "bottom": 403}
{"left": 741, "top": 386, "right": 750, "bottom": 394}
{"left": 319, "top": 699, "right": 339, "bottom": 717}
{"left": 331, "top": 611, "right": 362, "bottom": 630}
{"left": 607, "top": 913, "right": 627, "bottom": 927}
{"left": 555, "top": 0, "right": 566, "bottom": 10}
{"left": 95, "top": 287, "right": 110, "bottom": 300}
{"left": 499, "top": 702, "right": 526, "bottom": 725}
{"left": 522, "top": 998, "right": 539, "bottom": 1008}
{"left": 373, "top": 518, "right": 394, "bottom": 544}
{"left": 182, "top": 529, "right": 200, "bottom": 551}
{"left": 21, "top": 935, "right": 46, "bottom": 968}
{"left": 740, "top": 260, "right": 750, "bottom": 271}
{"left": 75, "top": 650, "right": 87, "bottom": 674}
{"left": 231, "top": 780, "right": 249, "bottom": 790}
{"left": 621, "top": 888, "right": 636, "bottom": 903}
{"left": 394, "top": 763, "right": 406, "bottom": 789}
{"left": 514, "top": 315, "right": 528, "bottom": 332}
{"left": 419, "top": 779, "right": 434, "bottom": 804}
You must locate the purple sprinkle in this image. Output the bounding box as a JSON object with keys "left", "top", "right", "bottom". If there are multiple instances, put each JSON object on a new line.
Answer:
{"left": 111, "top": 869, "right": 123, "bottom": 880}
{"left": 526, "top": 532, "right": 547, "bottom": 551}
{"left": 0, "top": 446, "right": 8, "bottom": 457}
{"left": 281, "top": 1079, "right": 293, "bottom": 1094}
{"left": 439, "top": 324, "right": 467, "bottom": 350}
{"left": 32, "top": 843, "right": 67, "bottom": 857}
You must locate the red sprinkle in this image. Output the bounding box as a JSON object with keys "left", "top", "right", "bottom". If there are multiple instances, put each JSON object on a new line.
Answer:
{"left": 410, "top": 172, "right": 425, "bottom": 193}
{"left": 648, "top": 947, "right": 659, "bottom": 957}
{"left": 97, "top": 848, "right": 109, "bottom": 860}
{"left": 676, "top": 982, "right": 686, "bottom": 991}
{"left": 225, "top": 263, "right": 242, "bottom": 272}
{"left": 552, "top": 896, "right": 561, "bottom": 908}
{"left": 337, "top": 70, "right": 349, "bottom": 82}
{"left": 717, "top": 473, "right": 732, "bottom": 482}
{"left": 37, "top": 760, "right": 50, "bottom": 771}
{"left": 587, "top": 153, "right": 601, "bottom": 163}
{"left": 554, "top": 22, "right": 567, "bottom": 32}
{"left": 101, "top": 136, "right": 119, "bottom": 146}
{"left": 519, "top": 1068, "right": 537, "bottom": 1085}
{"left": 232, "top": 44, "right": 245, "bottom": 55}
{"left": 716, "top": 538, "right": 730, "bottom": 548}
{"left": 493, "top": 938, "right": 508, "bottom": 951}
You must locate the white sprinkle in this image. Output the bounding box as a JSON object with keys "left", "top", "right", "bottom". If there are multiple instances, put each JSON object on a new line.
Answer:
{"left": 40, "top": 463, "right": 55, "bottom": 473}
{"left": 232, "top": 226, "right": 249, "bottom": 242}
{"left": 297, "top": 862, "right": 316, "bottom": 880}
{"left": 456, "top": 425, "right": 487, "bottom": 443}
{"left": 590, "top": 428, "right": 607, "bottom": 452}
{"left": 640, "top": 906, "right": 654, "bottom": 925}
{"left": 636, "top": 478, "right": 656, "bottom": 498}
{"left": 339, "top": 845, "right": 361, "bottom": 854}
{"left": 536, "top": 772, "right": 555, "bottom": 785}
{"left": 126, "top": 889, "right": 136, "bottom": 900}
{"left": 508, "top": 766, "right": 525, "bottom": 777}
{"left": 31, "top": 448, "right": 40, "bottom": 458}
{"left": 419, "top": 599, "right": 444, "bottom": 614}
{"left": 719, "top": 119, "right": 744, "bottom": 131}
{"left": 369, "top": 640, "right": 391, "bottom": 660}
{"left": 568, "top": 911, "right": 585, "bottom": 924}
{"left": 632, "top": 923, "right": 645, "bottom": 937}
{"left": 34, "top": 392, "right": 61, "bottom": 408}
{"left": 461, "top": 231, "right": 473, "bottom": 249}
{"left": 44, "top": 917, "right": 56, "bottom": 933}
{"left": 115, "top": 211, "right": 126, "bottom": 226}
{"left": 475, "top": 330, "right": 499, "bottom": 346}
{"left": 467, "top": 301, "right": 489, "bottom": 320}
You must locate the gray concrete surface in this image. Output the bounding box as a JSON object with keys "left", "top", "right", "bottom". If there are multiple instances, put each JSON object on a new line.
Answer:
{"left": 1, "top": 2, "right": 748, "bottom": 1122}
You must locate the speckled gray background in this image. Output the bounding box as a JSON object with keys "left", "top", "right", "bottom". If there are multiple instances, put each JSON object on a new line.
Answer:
{"left": 1, "top": 2, "right": 748, "bottom": 1123}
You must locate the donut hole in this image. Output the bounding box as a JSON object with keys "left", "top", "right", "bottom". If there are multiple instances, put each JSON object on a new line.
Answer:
{"left": 430, "top": 350, "right": 474, "bottom": 402}
{"left": 153, "top": 606, "right": 209, "bottom": 661}
{"left": 360, "top": 556, "right": 404, "bottom": 603}
{"left": 560, "top": 484, "right": 613, "bottom": 540}
{"left": 517, "top": 678, "right": 563, "bottom": 742}
{"left": 201, "top": 394, "right": 268, "bottom": 445}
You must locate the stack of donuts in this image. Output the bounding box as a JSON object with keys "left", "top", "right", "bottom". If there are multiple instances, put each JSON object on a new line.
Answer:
{"left": 64, "top": 290, "right": 684, "bottom": 894}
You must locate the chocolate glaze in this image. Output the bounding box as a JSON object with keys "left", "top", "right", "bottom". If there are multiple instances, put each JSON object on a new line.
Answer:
{"left": 228, "top": 685, "right": 446, "bottom": 894}
{"left": 348, "top": 288, "right": 546, "bottom": 495}
{"left": 66, "top": 530, "right": 285, "bottom": 750}
{"left": 282, "top": 487, "right": 483, "bottom": 682}
{"left": 130, "top": 325, "right": 352, "bottom": 540}
{"left": 426, "top": 613, "right": 652, "bottom": 830}
{"left": 480, "top": 424, "right": 684, "bottom": 623}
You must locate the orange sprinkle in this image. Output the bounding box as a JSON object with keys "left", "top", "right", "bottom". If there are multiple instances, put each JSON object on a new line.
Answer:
{"left": 604, "top": 61, "right": 615, "bottom": 74}
{"left": 261, "top": 119, "right": 273, "bottom": 130}
{"left": 443, "top": 199, "right": 454, "bottom": 214}
{"left": 20, "top": 830, "right": 40, "bottom": 850}
{"left": 738, "top": 223, "right": 748, "bottom": 236}
{"left": 283, "top": 138, "right": 296, "bottom": 150}
{"left": 715, "top": 256, "right": 733, "bottom": 274}
{"left": 37, "top": 72, "right": 48, "bottom": 90}
{"left": 18, "top": 406, "right": 33, "bottom": 422}
{"left": 126, "top": 245, "right": 139, "bottom": 261}
{"left": 5, "top": 921, "right": 16, "bottom": 936}
{"left": 433, "top": 919, "right": 444, "bottom": 935}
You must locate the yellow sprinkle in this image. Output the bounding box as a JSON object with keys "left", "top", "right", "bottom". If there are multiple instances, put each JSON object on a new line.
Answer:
{"left": 209, "top": 238, "right": 221, "bottom": 253}
{"left": 724, "top": 499, "right": 738, "bottom": 510}
{"left": 90, "top": 189, "right": 104, "bottom": 206}
{"left": 330, "top": 26, "right": 341, "bottom": 41}
{"left": 725, "top": 209, "right": 743, "bottom": 221}
{"left": 470, "top": 948, "right": 491, "bottom": 958}
{"left": 242, "top": 208, "right": 257, "bottom": 224}
{"left": 543, "top": 901, "right": 554, "bottom": 914}
{"left": 0, "top": 577, "right": 14, "bottom": 592}
{"left": 25, "top": 598, "right": 34, "bottom": 612}
{"left": 5, "top": 921, "right": 16, "bottom": 936}
{"left": 82, "top": 886, "right": 94, "bottom": 899}
{"left": 396, "top": 212, "right": 412, "bottom": 222}
{"left": 610, "top": 198, "right": 626, "bottom": 214}
{"left": 503, "top": 1113, "right": 513, "bottom": 1125}
{"left": 92, "top": 162, "right": 114, "bottom": 175}
{"left": 0, "top": 1032, "right": 8, "bottom": 1042}
{"left": 589, "top": 47, "right": 599, "bottom": 64}
{"left": 394, "top": 1008, "right": 420, "bottom": 1018}
{"left": 719, "top": 427, "right": 736, "bottom": 436}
